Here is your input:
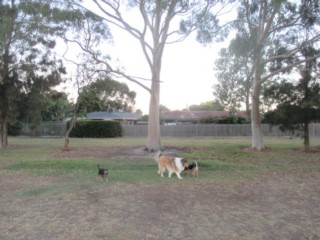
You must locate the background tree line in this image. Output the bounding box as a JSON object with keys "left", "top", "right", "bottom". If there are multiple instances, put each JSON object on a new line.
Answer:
{"left": 8, "top": 77, "right": 138, "bottom": 135}
{"left": 213, "top": 0, "right": 320, "bottom": 150}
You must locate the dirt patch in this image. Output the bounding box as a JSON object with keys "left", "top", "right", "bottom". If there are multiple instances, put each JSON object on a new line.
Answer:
{"left": 1, "top": 144, "right": 320, "bottom": 240}
{"left": 55, "top": 146, "right": 187, "bottom": 159}
{"left": 1, "top": 169, "right": 319, "bottom": 240}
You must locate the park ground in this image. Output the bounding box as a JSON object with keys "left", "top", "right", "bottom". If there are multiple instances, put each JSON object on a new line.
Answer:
{"left": 0, "top": 136, "right": 320, "bottom": 240}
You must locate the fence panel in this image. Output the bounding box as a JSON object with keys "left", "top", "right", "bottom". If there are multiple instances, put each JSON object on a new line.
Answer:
{"left": 123, "top": 124, "right": 292, "bottom": 137}
{"left": 21, "top": 122, "right": 320, "bottom": 138}
{"left": 21, "top": 122, "right": 66, "bottom": 136}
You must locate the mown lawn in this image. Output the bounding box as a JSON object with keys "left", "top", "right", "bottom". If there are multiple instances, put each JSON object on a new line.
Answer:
{"left": 0, "top": 136, "right": 319, "bottom": 240}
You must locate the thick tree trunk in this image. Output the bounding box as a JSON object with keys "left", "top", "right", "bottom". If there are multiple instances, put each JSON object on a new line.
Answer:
{"left": 251, "top": 55, "right": 265, "bottom": 150}
{"left": 146, "top": 70, "right": 161, "bottom": 151}
{"left": 145, "top": 20, "right": 164, "bottom": 152}
{"left": 303, "top": 122, "right": 310, "bottom": 151}
{"left": 0, "top": 121, "right": 8, "bottom": 149}
{"left": 0, "top": 89, "right": 9, "bottom": 149}
{"left": 251, "top": 105, "right": 264, "bottom": 150}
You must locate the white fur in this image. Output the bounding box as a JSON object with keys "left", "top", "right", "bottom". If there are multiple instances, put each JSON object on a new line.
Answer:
{"left": 174, "top": 158, "right": 185, "bottom": 172}
{"left": 173, "top": 157, "right": 184, "bottom": 179}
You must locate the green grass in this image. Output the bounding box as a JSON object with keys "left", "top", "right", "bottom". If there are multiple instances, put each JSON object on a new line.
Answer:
{"left": 1, "top": 136, "right": 320, "bottom": 240}
{"left": 2, "top": 136, "right": 320, "bottom": 186}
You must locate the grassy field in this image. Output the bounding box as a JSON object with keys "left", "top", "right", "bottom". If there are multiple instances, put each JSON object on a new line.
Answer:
{"left": 0, "top": 136, "right": 320, "bottom": 240}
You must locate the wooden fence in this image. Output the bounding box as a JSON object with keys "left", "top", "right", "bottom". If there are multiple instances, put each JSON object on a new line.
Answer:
{"left": 20, "top": 122, "right": 320, "bottom": 138}
{"left": 122, "top": 124, "right": 289, "bottom": 137}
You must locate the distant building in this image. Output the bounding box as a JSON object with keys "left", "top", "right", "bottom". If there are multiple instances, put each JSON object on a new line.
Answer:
{"left": 87, "top": 110, "right": 142, "bottom": 125}
{"left": 161, "top": 110, "right": 248, "bottom": 124}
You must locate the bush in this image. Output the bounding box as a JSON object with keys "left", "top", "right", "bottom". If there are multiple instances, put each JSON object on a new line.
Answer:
{"left": 8, "top": 121, "right": 22, "bottom": 136}
{"left": 67, "top": 120, "right": 122, "bottom": 138}
{"left": 200, "top": 116, "right": 248, "bottom": 124}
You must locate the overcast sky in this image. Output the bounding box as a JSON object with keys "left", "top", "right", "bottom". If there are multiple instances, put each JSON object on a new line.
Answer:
{"left": 58, "top": 3, "right": 233, "bottom": 115}
{"left": 109, "top": 29, "right": 227, "bottom": 114}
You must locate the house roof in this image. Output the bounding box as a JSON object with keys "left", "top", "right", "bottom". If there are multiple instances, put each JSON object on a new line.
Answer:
{"left": 162, "top": 110, "right": 248, "bottom": 121}
{"left": 87, "top": 111, "right": 142, "bottom": 121}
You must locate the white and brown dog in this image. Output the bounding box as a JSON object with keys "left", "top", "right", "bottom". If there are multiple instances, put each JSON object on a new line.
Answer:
{"left": 154, "top": 151, "right": 188, "bottom": 179}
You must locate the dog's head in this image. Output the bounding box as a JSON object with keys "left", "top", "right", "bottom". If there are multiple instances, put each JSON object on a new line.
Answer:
{"left": 154, "top": 150, "right": 162, "bottom": 161}
{"left": 188, "top": 162, "right": 197, "bottom": 169}
{"left": 181, "top": 159, "right": 189, "bottom": 169}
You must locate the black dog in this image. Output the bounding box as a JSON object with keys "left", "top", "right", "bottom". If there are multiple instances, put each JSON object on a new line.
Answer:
{"left": 98, "top": 164, "right": 108, "bottom": 182}
{"left": 185, "top": 161, "right": 199, "bottom": 177}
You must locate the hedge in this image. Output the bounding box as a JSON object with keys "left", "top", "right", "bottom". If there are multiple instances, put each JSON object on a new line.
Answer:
{"left": 67, "top": 120, "right": 122, "bottom": 138}
{"left": 8, "top": 121, "right": 22, "bottom": 136}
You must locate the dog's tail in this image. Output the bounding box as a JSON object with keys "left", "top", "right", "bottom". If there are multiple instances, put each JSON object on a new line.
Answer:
{"left": 194, "top": 161, "right": 198, "bottom": 167}
{"left": 98, "top": 164, "right": 101, "bottom": 170}
{"left": 154, "top": 150, "right": 162, "bottom": 162}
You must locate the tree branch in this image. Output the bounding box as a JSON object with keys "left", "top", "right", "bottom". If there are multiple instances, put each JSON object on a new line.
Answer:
{"left": 264, "top": 34, "right": 320, "bottom": 64}
{"left": 261, "top": 53, "right": 320, "bottom": 83}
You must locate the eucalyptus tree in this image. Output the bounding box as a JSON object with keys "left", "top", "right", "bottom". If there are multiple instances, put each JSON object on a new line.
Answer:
{"left": 65, "top": 0, "right": 227, "bottom": 151}
{"left": 41, "top": 91, "right": 70, "bottom": 121}
{"left": 213, "top": 36, "right": 253, "bottom": 119}
{"left": 0, "top": 0, "right": 108, "bottom": 148}
{"left": 0, "top": 0, "right": 62, "bottom": 147}
{"left": 208, "top": 0, "right": 320, "bottom": 150}
{"left": 77, "top": 77, "right": 137, "bottom": 115}
{"left": 263, "top": 46, "right": 320, "bottom": 151}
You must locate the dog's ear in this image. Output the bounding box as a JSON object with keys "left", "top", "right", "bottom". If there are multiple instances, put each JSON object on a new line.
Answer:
{"left": 154, "top": 150, "right": 162, "bottom": 160}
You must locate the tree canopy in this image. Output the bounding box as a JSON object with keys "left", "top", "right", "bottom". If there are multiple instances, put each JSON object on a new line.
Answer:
{"left": 0, "top": 0, "right": 110, "bottom": 148}
{"left": 263, "top": 45, "right": 320, "bottom": 150}
{"left": 0, "top": 0, "right": 67, "bottom": 147}
{"left": 206, "top": 0, "right": 320, "bottom": 150}
{"left": 77, "top": 77, "right": 137, "bottom": 116}
{"left": 63, "top": 0, "right": 229, "bottom": 151}
{"left": 189, "top": 100, "right": 224, "bottom": 111}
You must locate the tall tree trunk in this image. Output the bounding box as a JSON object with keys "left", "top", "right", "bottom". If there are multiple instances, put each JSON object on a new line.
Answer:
{"left": 303, "top": 122, "right": 310, "bottom": 151}
{"left": 0, "top": 87, "right": 9, "bottom": 149}
{"left": 64, "top": 115, "right": 77, "bottom": 151}
{"left": 251, "top": 49, "right": 265, "bottom": 150}
{"left": 63, "top": 95, "right": 80, "bottom": 151}
{"left": 245, "top": 89, "right": 251, "bottom": 121}
{"left": 146, "top": 63, "right": 161, "bottom": 151}
{"left": 251, "top": 81, "right": 264, "bottom": 150}
{"left": 145, "top": 10, "right": 164, "bottom": 152}
{"left": 0, "top": 121, "right": 8, "bottom": 149}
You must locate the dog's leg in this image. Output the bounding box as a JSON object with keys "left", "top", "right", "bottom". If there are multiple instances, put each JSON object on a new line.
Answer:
{"left": 158, "top": 163, "right": 163, "bottom": 176}
{"left": 175, "top": 172, "right": 183, "bottom": 179}
{"left": 159, "top": 166, "right": 164, "bottom": 177}
{"left": 168, "top": 169, "right": 174, "bottom": 178}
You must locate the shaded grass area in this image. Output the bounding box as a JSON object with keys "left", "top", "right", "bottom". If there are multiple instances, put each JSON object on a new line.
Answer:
{"left": 1, "top": 136, "right": 320, "bottom": 240}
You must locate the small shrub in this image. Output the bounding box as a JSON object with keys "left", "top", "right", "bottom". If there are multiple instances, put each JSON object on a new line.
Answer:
{"left": 67, "top": 120, "right": 122, "bottom": 138}
{"left": 8, "top": 121, "right": 22, "bottom": 136}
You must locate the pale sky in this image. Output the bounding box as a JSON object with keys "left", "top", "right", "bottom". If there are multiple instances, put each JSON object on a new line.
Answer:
{"left": 58, "top": 3, "right": 232, "bottom": 115}
{"left": 106, "top": 28, "right": 227, "bottom": 114}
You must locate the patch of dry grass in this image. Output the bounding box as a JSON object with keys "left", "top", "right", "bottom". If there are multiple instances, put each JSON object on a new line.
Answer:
{"left": 0, "top": 136, "right": 319, "bottom": 239}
